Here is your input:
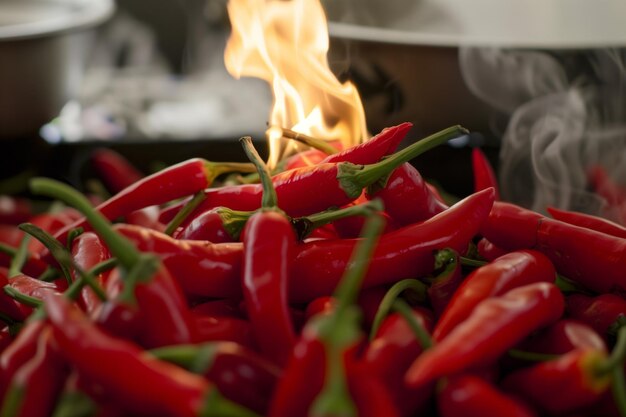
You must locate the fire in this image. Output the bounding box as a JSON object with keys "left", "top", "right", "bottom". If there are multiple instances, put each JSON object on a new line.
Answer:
{"left": 224, "top": 0, "right": 368, "bottom": 168}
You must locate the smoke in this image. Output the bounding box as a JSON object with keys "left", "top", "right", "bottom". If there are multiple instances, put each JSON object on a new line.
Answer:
{"left": 460, "top": 47, "right": 626, "bottom": 221}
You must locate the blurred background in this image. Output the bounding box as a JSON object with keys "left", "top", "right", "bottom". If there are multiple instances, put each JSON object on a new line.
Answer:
{"left": 1, "top": 0, "right": 625, "bottom": 220}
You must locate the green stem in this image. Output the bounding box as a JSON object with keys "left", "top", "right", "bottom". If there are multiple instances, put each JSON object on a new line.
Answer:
{"left": 19, "top": 223, "right": 74, "bottom": 286}
{"left": 293, "top": 199, "right": 384, "bottom": 240}
{"left": 89, "top": 258, "right": 118, "bottom": 277}
{"left": 597, "top": 326, "right": 626, "bottom": 375}
{"left": 555, "top": 274, "right": 590, "bottom": 294}
{"left": 337, "top": 125, "right": 468, "bottom": 198}
{"left": 66, "top": 227, "right": 85, "bottom": 250}
{"left": 204, "top": 161, "right": 257, "bottom": 184}
{"left": 164, "top": 192, "right": 207, "bottom": 236}
{"left": 0, "top": 243, "right": 17, "bottom": 257}
{"left": 150, "top": 344, "right": 217, "bottom": 374}
{"left": 310, "top": 346, "right": 357, "bottom": 417}
{"left": 240, "top": 137, "right": 278, "bottom": 209}
{"left": 278, "top": 127, "right": 339, "bottom": 155}
{"left": 369, "top": 279, "right": 428, "bottom": 340}
{"left": 29, "top": 178, "right": 141, "bottom": 270}
{"left": 51, "top": 391, "right": 97, "bottom": 417}
{"left": 612, "top": 365, "right": 626, "bottom": 417}
{"left": 200, "top": 389, "right": 262, "bottom": 417}
{"left": 3, "top": 286, "right": 42, "bottom": 308}
{"left": 460, "top": 256, "right": 487, "bottom": 268}
{"left": 507, "top": 349, "right": 558, "bottom": 362}
{"left": 216, "top": 207, "right": 253, "bottom": 240}
{"left": 393, "top": 299, "right": 433, "bottom": 350}
{"left": 8, "top": 235, "right": 30, "bottom": 278}
{"left": 37, "top": 268, "right": 60, "bottom": 282}
{"left": 0, "top": 312, "right": 17, "bottom": 326}
{"left": 72, "top": 263, "right": 107, "bottom": 302}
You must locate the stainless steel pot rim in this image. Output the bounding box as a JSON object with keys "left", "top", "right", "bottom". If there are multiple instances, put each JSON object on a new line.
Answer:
{"left": 0, "top": 0, "right": 115, "bottom": 41}
{"left": 326, "top": 0, "right": 626, "bottom": 49}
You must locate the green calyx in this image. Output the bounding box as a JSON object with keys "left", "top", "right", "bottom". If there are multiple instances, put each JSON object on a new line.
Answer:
{"left": 150, "top": 343, "right": 218, "bottom": 375}
{"left": 217, "top": 207, "right": 253, "bottom": 240}
{"left": 203, "top": 161, "right": 257, "bottom": 185}
{"left": 337, "top": 125, "right": 468, "bottom": 198}
{"left": 199, "top": 388, "right": 261, "bottom": 417}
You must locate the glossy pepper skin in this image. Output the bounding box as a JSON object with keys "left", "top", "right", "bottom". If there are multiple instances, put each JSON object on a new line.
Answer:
{"left": 567, "top": 294, "right": 626, "bottom": 341}
{"left": 406, "top": 282, "right": 565, "bottom": 388}
{"left": 548, "top": 206, "right": 626, "bottom": 239}
{"left": 516, "top": 319, "right": 606, "bottom": 355}
{"left": 438, "top": 375, "right": 537, "bottom": 417}
{"left": 115, "top": 224, "right": 243, "bottom": 299}
{"left": 471, "top": 147, "right": 501, "bottom": 201}
{"left": 502, "top": 348, "right": 611, "bottom": 415}
{"left": 427, "top": 248, "right": 463, "bottom": 317}
{"left": 433, "top": 249, "right": 556, "bottom": 341}
{"left": 367, "top": 163, "right": 447, "bottom": 226}
{"left": 173, "top": 208, "right": 237, "bottom": 243}
{"left": 43, "top": 292, "right": 256, "bottom": 417}
{"left": 481, "top": 201, "right": 626, "bottom": 295}
{"left": 71, "top": 232, "right": 111, "bottom": 313}
{"left": 242, "top": 210, "right": 296, "bottom": 366}
{"left": 90, "top": 148, "right": 144, "bottom": 194}
{"left": 0, "top": 268, "right": 31, "bottom": 321}
{"left": 290, "top": 188, "right": 495, "bottom": 303}
{"left": 0, "top": 326, "right": 68, "bottom": 417}
{"left": 364, "top": 308, "right": 434, "bottom": 417}
{"left": 477, "top": 237, "right": 509, "bottom": 261}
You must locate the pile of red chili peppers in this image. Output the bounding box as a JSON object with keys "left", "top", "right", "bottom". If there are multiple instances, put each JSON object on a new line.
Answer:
{"left": 1, "top": 123, "right": 626, "bottom": 417}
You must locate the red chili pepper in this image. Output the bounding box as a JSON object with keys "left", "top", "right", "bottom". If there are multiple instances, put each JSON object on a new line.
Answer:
{"left": 477, "top": 237, "right": 509, "bottom": 261}
{"left": 548, "top": 206, "right": 626, "bottom": 239}
{"left": 0, "top": 326, "right": 68, "bottom": 417}
{"left": 0, "top": 196, "right": 32, "bottom": 226}
{"left": 115, "top": 224, "right": 242, "bottom": 299}
{"left": 515, "top": 319, "right": 606, "bottom": 356}
{"left": 181, "top": 125, "right": 465, "bottom": 224}
{"left": 90, "top": 148, "right": 144, "bottom": 194}
{"left": 151, "top": 342, "right": 281, "bottom": 415}
{"left": 426, "top": 248, "right": 463, "bottom": 317}
{"left": 173, "top": 207, "right": 242, "bottom": 243}
{"left": 43, "top": 292, "right": 259, "bottom": 417}
{"left": 191, "top": 299, "right": 243, "bottom": 319}
{"left": 192, "top": 316, "right": 256, "bottom": 349}
{"left": 0, "top": 326, "right": 12, "bottom": 354}
{"left": 290, "top": 187, "right": 495, "bottom": 303}
{"left": 567, "top": 294, "right": 626, "bottom": 341}
{"left": 305, "top": 296, "right": 337, "bottom": 321}
{"left": 48, "top": 158, "right": 255, "bottom": 254}
{"left": 406, "top": 282, "right": 565, "bottom": 388}
{"left": 0, "top": 318, "right": 46, "bottom": 400}
{"left": 438, "top": 375, "right": 537, "bottom": 417}
{"left": 0, "top": 224, "right": 24, "bottom": 248}
{"left": 364, "top": 307, "right": 434, "bottom": 417}
{"left": 283, "top": 149, "right": 329, "bottom": 170}
{"left": 125, "top": 206, "right": 165, "bottom": 233}
{"left": 0, "top": 268, "right": 31, "bottom": 321}
{"left": 481, "top": 201, "right": 626, "bottom": 295}
{"left": 239, "top": 137, "right": 297, "bottom": 366}
{"left": 331, "top": 194, "right": 398, "bottom": 239}
{"left": 471, "top": 147, "right": 500, "bottom": 200}
{"left": 502, "top": 347, "right": 613, "bottom": 415}
{"left": 433, "top": 249, "right": 556, "bottom": 341}
{"left": 588, "top": 165, "right": 626, "bottom": 210}
{"left": 28, "top": 209, "right": 81, "bottom": 254}
{"left": 367, "top": 163, "right": 448, "bottom": 226}
{"left": 71, "top": 232, "right": 111, "bottom": 313}
{"left": 347, "top": 359, "right": 400, "bottom": 417}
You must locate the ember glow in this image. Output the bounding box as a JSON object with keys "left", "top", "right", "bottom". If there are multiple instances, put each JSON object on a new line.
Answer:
{"left": 224, "top": 0, "right": 368, "bottom": 168}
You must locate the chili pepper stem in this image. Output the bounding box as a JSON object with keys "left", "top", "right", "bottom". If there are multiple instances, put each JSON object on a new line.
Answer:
{"left": 0, "top": 386, "right": 23, "bottom": 417}
{"left": 164, "top": 192, "right": 207, "bottom": 236}
{"left": 19, "top": 223, "right": 74, "bottom": 286}
{"left": 369, "top": 279, "right": 428, "bottom": 340}
{"left": 150, "top": 344, "right": 217, "bottom": 374}
{"left": 37, "top": 268, "right": 59, "bottom": 282}
{"left": 460, "top": 256, "right": 487, "bottom": 268}
{"left": 8, "top": 234, "right": 30, "bottom": 278}
{"left": 274, "top": 126, "right": 339, "bottom": 155}
{"left": 29, "top": 178, "right": 141, "bottom": 270}
{"left": 0, "top": 242, "right": 17, "bottom": 257}
{"left": 293, "top": 199, "right": 384, "bottom": 240}
{"left": 337, "top": 125, "right": 468, "bottom": 198}
{"left": 0, "top": 311, "right": 17, "bottom": 326}
{"left": 217, "top": 208, "right": 253, "bottom": 240}
{"left": 240, "top": 137, "right": 278, "bottom": 210}
{"left": 204, "top": 161, "right": 257, "bottom": 184}
{"left": 66, "top": 227, "right": 85, "bottom": 249}
{"left": 612, "top": 365, "right": 626, "bottom": 417}
{"left": 393, "top": 299, "right": 433, "bottom": 350}
{"left": 310, "top": 346, "right": 357, "bottom": 417}
{"left": 200, "top": 388, "right": 262, "bottom": 417}
{"left": 2, "top": 286, "right": 43, "bottom": 308}
{"left": 597, "top": 325, "right": 626, "bottom": 375}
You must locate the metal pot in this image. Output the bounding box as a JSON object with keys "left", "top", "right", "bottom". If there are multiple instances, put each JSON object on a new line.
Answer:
{"left": 324, "top": 0, "right": 626, "bottom": 139}
{"left": 0, "top": 0, "right": 115, "bottom": 139}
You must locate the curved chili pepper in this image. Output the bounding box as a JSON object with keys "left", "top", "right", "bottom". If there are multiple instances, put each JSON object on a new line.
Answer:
{"left": 173, "top": 207, "right": 243, "bottom": 243}
{"left": 433, "top": 249, "right": 556, "bottom": 341}
{"left": 476, "top": 237, "right": 509, "bottom": 261}
{"left": 305, "top": 296, "right": 337, "bottom": 321}
{"left": 115, "top": 224, "right": 243, "bottom": 299}
{"left": 548, "top": 206, "right": 626, "bottom": 239}
{"left": 502, "top": 347, "right": 614, "bottom": 415}
{"left": 0, "top": 196, "right": 32, "bottom": 226}
{"left": 439, "top": 375, "right": 537, "bottom": 417}
{"left": 481, "top": 201, "right": 626, "bottom": 295}
{"left": 47, "top": 158, "right": 255, "bottom": 255}
{"left": 426, "top": 248, "right": 463, "bottom": 317}
{"left": 125, "top": 206, "right": 165, "bottom": 233}
{"left": 0, "top": 326, "right": 68, "bottom": 417}
{"left": 367, "top": 163, "right": 447, "bottom": 226}
{"left": 515, "top": 319, "right": 606, "bottom": 356}
{"left": 364, "top": 307, "right": 433, "bottom": 417}
{"left": 347, "top": 360, "right": 400, "bottom": 417}
{"left": 180, "top": 125, "right": 465, "bottom": 225}
{"left": 239, "top": 136, "right": 297, "bottom": 366}
{"left": 90, "top": 148, "right": 144, "bottom": 194}
{"left": 71, "top": 232, "right": 111, "bottom": 314}
{"left": 471, "top": 147, "right": 500, "bottom": 200}
{"left": 193, "top": 316, "right": 256, "bottom": 350}
{"left": 43, "top": 292, "right": 259, "bottom": 417}
{"left": 290, "top": 187, "right": 495, "bottom": 303}
{"left": 151, "top": 342, "right": 281, "bottom": 415}
{"left": 567, "top": 294, "right": 626, "bottom": 342}
{"left": 406, "top": 282, "right": 565, "bottom": 388}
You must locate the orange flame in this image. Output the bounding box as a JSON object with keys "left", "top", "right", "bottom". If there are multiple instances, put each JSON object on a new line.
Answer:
{"left": 224, "top": 0, "right": 368, "bottom": 168}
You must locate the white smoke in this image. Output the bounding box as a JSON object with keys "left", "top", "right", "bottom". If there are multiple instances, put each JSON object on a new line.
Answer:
{"left": 460, "top": 47, "right": 626, "bottom": 221}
